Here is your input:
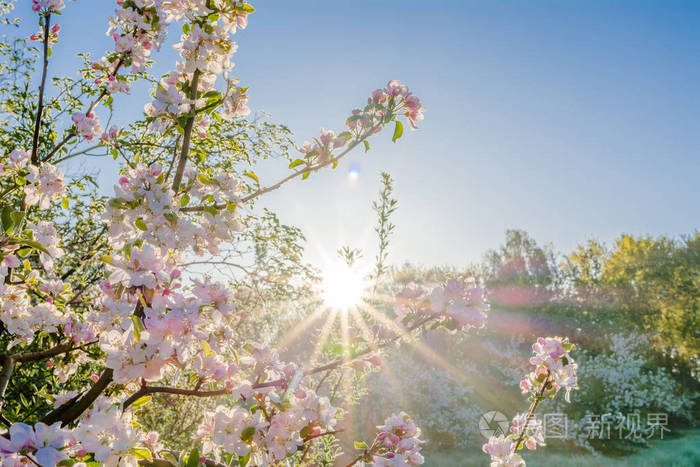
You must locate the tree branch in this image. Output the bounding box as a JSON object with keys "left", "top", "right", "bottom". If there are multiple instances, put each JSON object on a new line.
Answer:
{"left": 0, "top": 355, "right": 15, "bottom": 412}
{"left": 180, "top": 122, "right": 382, "bottom": 212}
{"left": 122, "top": 377, "right": 287, "bottom": 411}
{"left": 30, "top": 13, "right": 51, "bottom": 165}
{"left": 171, "top": 70, "right": 201, "bottom": 192}
{"left": 41, "top": 368, "right": 113, "bottom": 426}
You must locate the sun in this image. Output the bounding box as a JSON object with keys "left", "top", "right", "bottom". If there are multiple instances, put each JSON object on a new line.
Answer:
{"left": 321, "top": 262, "right": 368, "bottom": 311}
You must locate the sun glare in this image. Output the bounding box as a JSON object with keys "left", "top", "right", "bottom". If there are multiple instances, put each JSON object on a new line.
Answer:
{"left": 321, "top": 262, "right": 367, "bottom": 311}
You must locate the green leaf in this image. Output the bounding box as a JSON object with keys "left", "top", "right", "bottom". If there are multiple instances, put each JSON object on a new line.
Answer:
{"left": 243, "top": 171, "right": 260, "bottom": 186}
{"left": 288, "top": 158, "right": 305, "bottom": 169}
{"left": 162, "top": 452, "right": 179, "bottom": 466}
{"left": 226, "top": 202, "right": 237, "bottom": 213}
{"left": 131, "top": 316, "right": 142, "bottom": 342}
{"left": 197, "top": 173, "right": 211, "bottom": 185}
{"left": 9, "top": 238, "right": 49, "bottom": 255}
{"left": 131, "top": 396, "right": 152, "bottom": 409}
{"left": 10, "top": 212, "right": 24, "bottom": 229}
{"left": 239, "top": 454, "right": 250, "bottom": 467}
{"left": 363, "top": 140, "right": 370, "bottom": 152}
{"left": 180, "top": 193, "right": 190, "bottom": 208}
{"left": 186, "top": 448, "right": 200, "bottom": 467}
{"left": 240, "top": 426, "right": 256, "bottom": 442}
{"left": 131, "top": 447, "right": 153, "bottom": 461}
{"left": 108, "top": 198, "right": 127, "bottom": 208}
{"left": 302, "top": 171, "right": 310, "bottom": 180}
{"left": 1, "top": 207, "right": 14, "bottom": 233}
{"left": 135, "top": 218, "right": 148, "bottom": 231}
{"left": 391, "top": 120, "right": 404, "bottom": 143}
{"left": 61, "top": 198, "right": 69, "bottom": 209}
{"left": 354, "top": 441, "right": 368, "bottom": 450}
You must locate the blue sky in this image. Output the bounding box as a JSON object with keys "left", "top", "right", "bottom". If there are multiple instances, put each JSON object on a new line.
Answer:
{"left": 6, "top": 0, "right": 700, "bottom": 268}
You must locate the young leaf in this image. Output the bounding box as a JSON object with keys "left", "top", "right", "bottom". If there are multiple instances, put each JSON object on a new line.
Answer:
{"left": 243, "top": 171, "right": 260, "bottom": 186}
{"left": 392, "top": 120, "right": 404, "bottom": 143}
{"left": 240, "top": 426, "right": 256, "bottom": 442}
{"left": 131, "top": 316, "right": 142, "bottom": 342}
{"left": 186, "top": 448, "right": 200, "bottom": 467}
{"left": 131, "top": 396, "right": 152, "bottom": 409}
{"left": 135, "top": 218, "right": 148, "bottom": 231}
{"left": 288, "top": 158, "right": 305, "bottom": 169}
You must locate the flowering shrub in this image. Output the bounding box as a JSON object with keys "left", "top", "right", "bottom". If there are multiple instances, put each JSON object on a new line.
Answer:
{"left": 0, "top": 1, "right": 572, "bottom": 466}
{"left": 568, "top": 333, "right": 694, "bottom": 447}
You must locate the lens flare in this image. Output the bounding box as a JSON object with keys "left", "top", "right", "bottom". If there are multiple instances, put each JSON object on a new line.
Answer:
{"left": 321, "top": 262, "right": 367, "bottom": 311}
{"left": 348, "top": 163, "right": 360, "bottom": 182}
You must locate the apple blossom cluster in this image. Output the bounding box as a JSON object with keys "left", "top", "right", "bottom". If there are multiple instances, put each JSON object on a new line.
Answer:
{"left": 519, "top": 336, "right": 578, "bottom": 402}
{"left": 2, "top": 148, "right": 30, "bottom": 171}
{"left": 370, "top": 412, "right": 425, "bottom": 466}
{"left": 350, "top": 412, "right": 424, "bottom": 466}
{"left": 29, "top": 24, "right": 61, "bottom": 43}
{"left": 481, "top": 412, "right": 546, "bottom": 467}
{"left": 0, "top": 397, "right": 156, "bottom": 466}
{"left": 71, "top": 112, "right": 104, "bottom": 142}
{"left": 482, "top": 435, "right": 523, "bottom": 467}
{"left": 295, "top": 80, "right": 425, "bottom": 166}
{"left": 95, "top": 259, "right": 239, "bottom": 383}
{"left": 370, "top": 80, "right": 425, "bottom": 130}
{"left": 28, "top": 221, "right": 64, "bottom": 269}
{"left": 103, "top": 0, "right": 168, "bottom": 75}
{"left": 509, "top": 413, "right": 545, "bottom": 451}
{"left": 483, "top": 337, "right": 578, "bottom": 467}
{"left": 144, "top": 2, "right": 253, "bottom": 135}
{"left": 0, "top": 422, "right": 70, "bottom": 466}
{"left": 195, "top": 345, "right": 339, "bottom": 465}
{"left": 67, "top": 396, "right": 147, "bottom": 465}
{"left": 101, "top": 125, "right": 121, "bottom": 144}
{"left": 391, "top": 277, "right": 488, "bottom": 336}
{"left": 31, "top": 0, "right": 68, "bottom": 13}
{"left": 0, "top": 282, "right": 60, "bottom": 344}
{"left": 0, "top": 148, "right": 65, "bottom": 208}
{"left": 25, "top": 163, "right": 66, "bottom": 209}
{"left": 0, "top": 211, "right": 74, "bottom": 348}
{"left": 102, "top": 162, "right": 243, "bottom": 255}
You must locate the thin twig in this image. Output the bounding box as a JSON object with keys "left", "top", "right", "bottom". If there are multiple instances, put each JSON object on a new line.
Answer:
{"left": 30, "top": 13, "right": 51, "bottom": 165}
{"left": 180, "top": 123, "right": 382, "bottom": 212}
{"left": 513, "top": 372, "right": 550, "bottom": 452}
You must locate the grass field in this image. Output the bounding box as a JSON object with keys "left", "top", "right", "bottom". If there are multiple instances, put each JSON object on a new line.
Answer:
{"left": 424, "top": 430, "right": 700, "bottom": 466}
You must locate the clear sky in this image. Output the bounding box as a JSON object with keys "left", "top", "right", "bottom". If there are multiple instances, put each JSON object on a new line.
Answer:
{"left": 6, "top": 0, "right": 700, "bottom": 269}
